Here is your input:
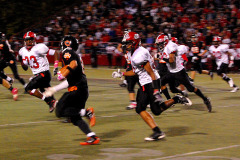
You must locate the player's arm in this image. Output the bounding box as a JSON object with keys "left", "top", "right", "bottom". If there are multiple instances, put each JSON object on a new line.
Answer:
{"left": 57, "top": 60, "right": 77, "bottom": 80}
{"left": 53, "top": 50, "right": 60, "bottom": 75}
{"left": 198, "top": 49, "right": 207, "bottom": 57}
{"left": 143, "top": 61, "right": 159, "bottom": 93}
{"left": 18, "top": 55, "right": 28, "bottom": 71}
{"left": 169, "top": 52, "right": 176, "bottom": 63}
{"left": 227, "top": 51, "right": 234, "bottom": 67}
{"left": 43, "top": 80, "right": 69, "bottom": 97}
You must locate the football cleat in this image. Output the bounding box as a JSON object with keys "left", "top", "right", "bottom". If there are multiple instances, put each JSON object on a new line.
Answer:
{"left": 11, "top": 88, "right": 18, "bottom": 101}
{"left": 228, "top": 78, "right": 234, "bottom": 87}
{"left": 126, "top": 103, "right": 136, "bottom": 110}
{"left": 230, "top": 86, "right": 239, "bottom": 93}
{"left": 49, "top": 100, "right": 58, "bottom": 113}
{"left": 144, "top": 132, "right": 165, "bottom": 141}
{"left": 209, "top": 71, "right": 214, "bottom": 80}
{"left": 204, "top": 98, "right": 212, "bottom": 112}
{"left": 80, "top": 136, "right": 100, "bottom": 145}
{"left": 119, "top": 83, "right": 127, "bottom": 88}
{"left": 86, "top": 107, "right": 96, "bottom": 127}
{"left": 174, "top": 94, "right": 192, "bottom": 106}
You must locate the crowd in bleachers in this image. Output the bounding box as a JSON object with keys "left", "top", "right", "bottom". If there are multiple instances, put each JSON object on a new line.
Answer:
{"left": 8, "top": 0, "right": 240, "bottom": 69}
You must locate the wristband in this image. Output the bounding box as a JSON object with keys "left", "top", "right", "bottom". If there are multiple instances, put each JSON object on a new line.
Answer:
{"left": 152, "top": 80, "right": 160, "bottom": 89}
{"left": 54, "top": 60, "right": 59, "bottom": 68}
{"left": 67, "top": 66, "right": 74, "bottom": 72}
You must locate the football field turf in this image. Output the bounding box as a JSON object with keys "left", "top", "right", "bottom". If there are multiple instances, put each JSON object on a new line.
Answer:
{"left": 0, "top": 66, "right": 240, "bottom": 160}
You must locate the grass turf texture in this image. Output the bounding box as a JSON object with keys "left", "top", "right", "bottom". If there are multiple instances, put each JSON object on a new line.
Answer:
{"left": 0, "top": 65, "right": 240, "bottom": 160}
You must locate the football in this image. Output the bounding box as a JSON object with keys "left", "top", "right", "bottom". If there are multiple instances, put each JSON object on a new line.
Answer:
{"left": 58, "top": 65, "right": 69, "bottom": 77}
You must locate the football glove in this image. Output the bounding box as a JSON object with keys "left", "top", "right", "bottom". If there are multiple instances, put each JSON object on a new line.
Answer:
{"left": 57, "top": 71, "right": 65, "bottom": 81}
{"left": 112, "top": 69, "right": 123, "bottom": 78}
{"left": 43, "top": 87, "right": 57, "bottom": 97}
{"left": 153, "top": 91, "right": 163, "bottom": 103}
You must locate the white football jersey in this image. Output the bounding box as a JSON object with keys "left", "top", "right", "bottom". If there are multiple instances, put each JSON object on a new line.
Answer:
{"left": 163, "top": 41, "right": 184, "bottom": 73}
{"left": 19, "top": 43, "right": 54, "bottom": 74}
{"left": 131, "top": 46, "right": 160, "bottom": 86}
{"left": 209, "top": 44, "right": 229, "bottom": 68}
{"left": 177, "top": 44, "right": 189, "bottom": 65}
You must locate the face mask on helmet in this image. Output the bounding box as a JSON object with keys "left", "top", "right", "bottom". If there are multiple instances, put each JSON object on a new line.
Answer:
{"left": 122, "top": 32, "right": 140, "bottom": 52}
{"left": 155, "top": 34, "right": 169, "bottom": 51}
{"left": 191, "top": 35, "right": 198, "bottom": 43}
{"left": 212, "top": 36, "right": 221, "bottom": 47}
{"left": 23, "top": 31, "right": 36, "bottom": 47}
{"left": 61, "top": 35, "right": 79, "bottom": 51}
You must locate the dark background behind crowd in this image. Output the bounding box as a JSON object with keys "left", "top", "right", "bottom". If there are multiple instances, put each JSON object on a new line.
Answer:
{"left": 0, "top": 0, "right": 240, "bottom": 68}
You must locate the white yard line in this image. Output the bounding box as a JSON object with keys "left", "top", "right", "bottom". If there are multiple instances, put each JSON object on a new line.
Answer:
{"left": 150, "top": 145, "right": 240, "bottom": 160}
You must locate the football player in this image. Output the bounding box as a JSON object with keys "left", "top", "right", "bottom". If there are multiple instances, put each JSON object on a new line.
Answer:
{"left": 209, "top": 36, "right": 239, "bottom": 92}
{"left": 0, "top": 77, "right": 18, "bottom": 100}
{"left": 112, "top": 32, "right": 192, "bottom": 141}
{"left": 43, "top": 35, "right": 100, "bottom": 145}
{"left": 0, "top": 32, "right": 26, "bottom": 87}
{"left": 155, "top": 34, "right": 212, "bottom": 112}
{"left": 188, "top": 34, "right": 213, "bottom": 82}
{"left": 18, "top": 31, "right": 58, "bottom": 112}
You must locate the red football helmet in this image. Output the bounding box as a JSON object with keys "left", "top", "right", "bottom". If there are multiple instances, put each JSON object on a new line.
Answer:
{"left": 171, "top": 37, "right": 178, "bottom": 44}
{"left": 122, "top": 31, "right": 141, "bottom": 52}
{"left": 212, "top": 36, "right": 221, "bottom": 47}
{"left": 155, "top": 34, "right": 169, "bottom": 50}
{"left": 23, "top": 31, "right": 36, "bottom": 47}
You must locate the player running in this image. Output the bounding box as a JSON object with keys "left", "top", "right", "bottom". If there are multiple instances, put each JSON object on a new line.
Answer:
{"left": 43, "top": 35, "right": 100, "bottom": 145}
{"left": 112, "top": 31, "right": 192, "bottom": 141}
{"left": 18, "top": 31, "right": 58, "bottom": 112}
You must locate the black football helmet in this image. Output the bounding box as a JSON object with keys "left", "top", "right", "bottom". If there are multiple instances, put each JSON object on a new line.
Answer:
{"left": 61, "top": 35, "right": 79, "bottom": 51}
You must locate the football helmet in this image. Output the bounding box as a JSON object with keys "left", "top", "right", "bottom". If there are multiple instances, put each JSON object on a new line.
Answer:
{"left": 23, "top": 31, "right": 36, "bottom": 47}
{"left": 122, "top": 31, "right": 141, "bottom": 52}
{"left": 212, "top": 36, "right": 221, "bottom": 47}
{"left": 155, "top": 34, "right": 169, "bottom": 50}
{"left": 61, "top": 35, "right": 79, "bottom": 51}
{"left": 191, "top": 34, "right": 198, "bottom": 43}
{"left": 171, "top": 37, "right": 178, "bottom": 44}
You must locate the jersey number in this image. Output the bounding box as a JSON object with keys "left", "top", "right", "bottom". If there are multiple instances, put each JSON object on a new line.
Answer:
{"left": 23, "top": 56, "right": 39, "bottom": 69}
{"left": 191, "top": 47, "right": 199, "bottom": 54}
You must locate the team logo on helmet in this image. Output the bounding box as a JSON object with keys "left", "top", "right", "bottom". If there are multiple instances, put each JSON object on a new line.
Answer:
{"left": 64, "top": 40, "right": 71, "bottom": 47}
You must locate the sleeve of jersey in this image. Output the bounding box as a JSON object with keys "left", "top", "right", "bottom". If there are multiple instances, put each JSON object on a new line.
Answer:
{"left": 132, "top": 51, "right": 148, "bottom": 67}
{"left": 47, "top": 49, "right": 55, "bottom": 56}
{"left": 62, "top": 50, "right": 76, "bottom": 65}
{"left": 37, "top": 43, "right": 49, "bottom": 56}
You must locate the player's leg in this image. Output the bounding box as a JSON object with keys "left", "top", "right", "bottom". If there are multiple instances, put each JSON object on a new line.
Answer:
{"left": 217, "top": 63, "right": 239, "bottom": 92}
{"left": 0, "top": 77, "right": 18, "bottom": 100}
{"left": 9, "top": 60, "right": 26, "bottom": 87}
{"left": 56, "top": 88, "right": 99, "bottom": 145}
{"left": 135, "top": 86, "right": 165, "bottom": 141}
{"left": 126, "top": 75, "right": 138, "bottom": 110}
{"left": 179, "top": 69, "right": 212, "bottom": 112}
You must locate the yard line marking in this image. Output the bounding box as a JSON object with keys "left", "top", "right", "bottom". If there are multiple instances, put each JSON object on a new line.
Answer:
{"left": 0, "top": 120, "right": 62, "bottom": 127}
{"left": 150, "top": 145, "right": 240, "bottom": 160}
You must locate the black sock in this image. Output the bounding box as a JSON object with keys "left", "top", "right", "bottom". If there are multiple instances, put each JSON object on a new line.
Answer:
{"left": 162, "top": 88, "right": 171, "bottom": 99}
{"left": 153, "top": 126, "right": 161, "bottom": 133}
{"left": 19, "top": 78, "right": 26, "bottom": 86}
{"left": 195, "top": 88, "right": 207, "bottom": 101}
{"left": 76, "top": 119, "right": 92, "bottom": 135}
{"left": 8, "top": 86, "right": 13, "bottom": 91}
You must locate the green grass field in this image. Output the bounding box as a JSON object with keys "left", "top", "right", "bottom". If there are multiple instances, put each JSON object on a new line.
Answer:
{"left": 0, "top": 66, "right": 240, "bottom": 160}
